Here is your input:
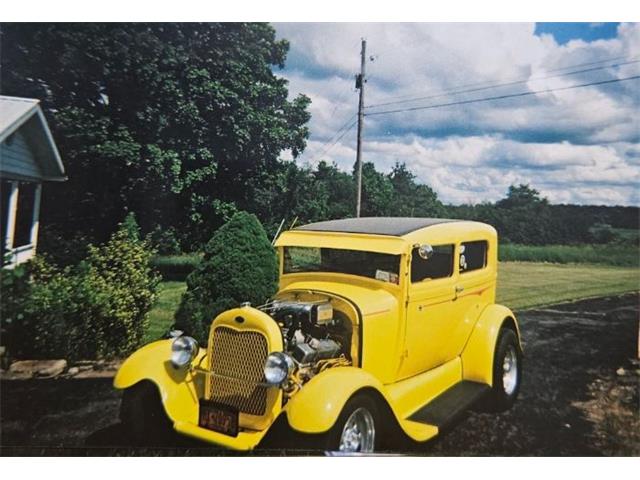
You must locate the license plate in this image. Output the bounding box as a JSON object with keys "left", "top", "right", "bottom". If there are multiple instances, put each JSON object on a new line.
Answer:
{"left": 198, "top": 401, "right": 239, "bottom": 437}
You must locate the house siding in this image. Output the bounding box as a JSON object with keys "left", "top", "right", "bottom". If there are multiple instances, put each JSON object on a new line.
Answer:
{"left": 0, "top": 130, "right": 42, "bottom": 180}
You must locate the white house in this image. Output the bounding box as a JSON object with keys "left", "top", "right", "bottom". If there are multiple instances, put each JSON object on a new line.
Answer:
{"left": 1, "top": 96, "right": 66, "bottom": 268}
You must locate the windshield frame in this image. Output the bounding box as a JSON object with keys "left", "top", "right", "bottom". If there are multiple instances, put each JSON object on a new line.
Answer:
{"left": 281, "top": 245, "right": 403, "bottom": 285}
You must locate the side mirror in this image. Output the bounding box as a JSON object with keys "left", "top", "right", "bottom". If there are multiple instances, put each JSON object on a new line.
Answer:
{"left": 417, "top": 244, "right": 434, "bottom": 260}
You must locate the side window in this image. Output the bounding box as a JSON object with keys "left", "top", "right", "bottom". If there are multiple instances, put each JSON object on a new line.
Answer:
{"left": 411, "top": 245, "right": 454, "bottom": 282}
{"left": 459, "top": 241, "right": 488, "bottom": 273}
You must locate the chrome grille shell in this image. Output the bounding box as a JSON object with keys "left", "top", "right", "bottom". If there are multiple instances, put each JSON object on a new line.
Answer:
{"left": 207, "top": 326, "right": 269, "bottom": 416}
{"left": 204, "top": 306, "right": 284, "bottom": 430}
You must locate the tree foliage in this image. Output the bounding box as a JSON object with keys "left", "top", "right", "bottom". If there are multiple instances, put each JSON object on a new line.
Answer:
{"left": 1, "top": 23, "right": 311, "bottom": 248}
{"left": 174, "top": 211, "right": 278, "bottom": 344}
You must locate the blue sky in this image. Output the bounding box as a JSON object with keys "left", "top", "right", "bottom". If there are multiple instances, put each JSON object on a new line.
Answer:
{"left": 274, "top": 23, "right": 639, "bottom": 206}
{"left": 535, "top": 22, "right": 620, "bottom": 44}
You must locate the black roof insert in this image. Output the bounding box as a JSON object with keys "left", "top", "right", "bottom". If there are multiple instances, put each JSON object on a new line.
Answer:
{"left": 295, "top": 217, "right": 461, "bottom": 237}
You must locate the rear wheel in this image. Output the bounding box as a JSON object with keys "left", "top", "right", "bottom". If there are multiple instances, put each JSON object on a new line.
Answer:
{"left": 486, "top": 328, "right": 522, "bottom": 411}
{"left": 120, "top": 381, "right": 173, "bottom": 446}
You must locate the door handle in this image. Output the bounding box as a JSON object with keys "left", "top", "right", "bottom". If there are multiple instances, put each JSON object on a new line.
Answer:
{"left": 455, "top": 285, "right": 464, "bottom": 294}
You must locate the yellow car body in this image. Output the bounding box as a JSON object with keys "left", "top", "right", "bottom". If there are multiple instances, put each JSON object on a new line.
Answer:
{"left": 115, "top": 217, "right": 522, "bottom": 451}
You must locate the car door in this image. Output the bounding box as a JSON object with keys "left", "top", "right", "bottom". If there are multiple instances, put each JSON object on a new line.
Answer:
{"left": 448, "top": 239, "right": 495, "bottom": 356}
{"left": 398, "top": 243, "right": 460, "bottom": 380}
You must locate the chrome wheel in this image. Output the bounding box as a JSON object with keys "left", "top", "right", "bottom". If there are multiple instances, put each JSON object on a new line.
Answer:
{"left": 338, "top": 407, "right": 375, "bottom": 453}
{"left": 502, "top": 345, "right": 518, "bottom": 395}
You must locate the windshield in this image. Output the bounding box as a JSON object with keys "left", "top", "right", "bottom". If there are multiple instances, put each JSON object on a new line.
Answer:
{"left": 283, "top": 246, "right": 401, "bottom": 284}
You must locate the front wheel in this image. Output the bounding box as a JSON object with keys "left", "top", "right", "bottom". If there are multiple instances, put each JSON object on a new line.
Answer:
{"left": 486, "top": 328, "right": 522, "bottom": 411}
{"left": 325, "top": 393, "right": 381, "bottom": 453}
{"left": 120, "top": 381, "right": 173, "bottom": 446}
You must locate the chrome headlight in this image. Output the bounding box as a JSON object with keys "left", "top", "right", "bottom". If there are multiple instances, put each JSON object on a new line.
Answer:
{"left": 264, "top": 352, "right": 295, "bottom": 386}
{"left": 171, "top": 335, "right": 198, "bottom": 368}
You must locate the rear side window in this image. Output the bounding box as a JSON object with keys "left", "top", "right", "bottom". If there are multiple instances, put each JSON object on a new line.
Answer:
{"left": 411, "top": 245, "right": 454, "bottom": 282}
{"left": 459, "top": 241, "right": 488, "bottom": 273}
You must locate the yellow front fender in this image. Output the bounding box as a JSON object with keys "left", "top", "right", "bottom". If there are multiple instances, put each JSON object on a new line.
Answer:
{"left": 113, "top": 340, "right": 207, "bottom": 424}
{"left": 284, "top": 366, "right": 393, "bottom": 434}
{"left": 461, "top": 304, "right": 521, "bottom": 385}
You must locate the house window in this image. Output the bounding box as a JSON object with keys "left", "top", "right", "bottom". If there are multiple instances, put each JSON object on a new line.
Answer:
{"left": 13, "top": 183, "right": 36, "bottom": 247}
{"left": 459, "top": 241, "right": 488, "bottom": 273}
{"left": 411, "top": 244, "right": 454, "bottom": 282}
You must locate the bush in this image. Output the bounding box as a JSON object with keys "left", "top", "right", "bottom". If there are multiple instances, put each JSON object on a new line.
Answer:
{"left": 36, "top": 224, "right": 92, "bottom": 267}
{"left": 498, "top": 243, "right": 639, "bottom": 267}
{"left": 588, "top": 223, "right": 615, "bottom": 244}
{"left": 0, "top": 216, "right": 159, "bottom": 360}
{"left": 174, "top": 211, "right": 278, "bottom": 344}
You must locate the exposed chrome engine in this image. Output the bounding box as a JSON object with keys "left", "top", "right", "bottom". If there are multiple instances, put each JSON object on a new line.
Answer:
{"left": 259, "top": 297, "right": 353, "bottom": 392}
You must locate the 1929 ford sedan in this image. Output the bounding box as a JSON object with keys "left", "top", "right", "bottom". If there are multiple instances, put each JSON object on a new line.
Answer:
{"left": 115, "top": 217, "right": 523, "bottom": 453}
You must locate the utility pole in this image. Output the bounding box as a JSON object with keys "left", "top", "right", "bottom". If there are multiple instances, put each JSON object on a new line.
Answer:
{"left": 355, "top": 38, "right": 366, "bottom": 217}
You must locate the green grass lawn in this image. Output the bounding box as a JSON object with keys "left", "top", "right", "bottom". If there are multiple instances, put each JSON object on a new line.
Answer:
{"left": 144, "top": 281, "right": 187, "bottom": 343}
{"left": 145, "top": 262, "right": 639, "bottom": 342}
{"left": 497, "top": 262, "right": 638, "bottom": 310}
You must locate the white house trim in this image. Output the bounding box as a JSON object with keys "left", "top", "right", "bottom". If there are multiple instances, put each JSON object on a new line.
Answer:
{"left": 30, "top": 183, "right": 42, "bottom": 252}
{"left": 4, "top": 181, "right": 18, "bottom": 252}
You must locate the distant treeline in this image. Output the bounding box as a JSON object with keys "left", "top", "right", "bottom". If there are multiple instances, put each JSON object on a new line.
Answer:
{"left": 447, "top": 189, "right": 639, "bottom": 246}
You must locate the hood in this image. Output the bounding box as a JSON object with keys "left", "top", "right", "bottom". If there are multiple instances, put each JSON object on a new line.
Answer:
{"left": 278, "top": 279, "right": 399, "bottom": 318}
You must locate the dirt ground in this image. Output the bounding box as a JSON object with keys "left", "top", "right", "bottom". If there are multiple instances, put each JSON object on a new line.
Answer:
{"left": 1, "top": 293, "right": 638, "bottom": 456}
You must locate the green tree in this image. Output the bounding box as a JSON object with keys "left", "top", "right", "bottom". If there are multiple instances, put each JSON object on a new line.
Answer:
{"left": 314, "top": 161, "right": 356, "bottom": 219}
{"left": 497, "top": 184, "right": 548, "bottom": 209}
{"left": 251, "top": 160, "right": 357, "bottom": 237}
{"left": 360, "top": 162, "right": 394, "bottom": 216}
{"left": 251, "top": 161, "right": 329, "bottom": 236}
{"left": 388, "top": 162, "right": 445, "bottom": 217}
{"left": 174, "top": 211, "right": 278, "bottom": 344}
{"left": 1, "top": 23, "right": 311, "bottom": 249}
{"left": 494, "top": 184, "right": 556, "bottom": 244}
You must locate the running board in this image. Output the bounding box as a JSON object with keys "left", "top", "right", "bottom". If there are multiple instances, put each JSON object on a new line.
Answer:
{"left": 407, "top": 380, "right": 490, "bottom": 429}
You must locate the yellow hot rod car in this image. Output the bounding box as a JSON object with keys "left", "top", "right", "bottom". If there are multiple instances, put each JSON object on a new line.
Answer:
{"left": 114, "top": 217, "right": 523, "bottom": 453}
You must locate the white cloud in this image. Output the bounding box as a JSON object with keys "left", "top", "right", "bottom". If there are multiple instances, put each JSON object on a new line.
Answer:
{"left": 275, "top": 22, "right": 640, "bottom": 206}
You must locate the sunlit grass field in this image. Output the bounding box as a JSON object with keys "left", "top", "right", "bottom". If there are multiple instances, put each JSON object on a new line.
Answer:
{"left": 497, "top": 262, "right": 638, "bottom": 310}
{"left": 145, "top": 262, "right": 639, "bottom": 341}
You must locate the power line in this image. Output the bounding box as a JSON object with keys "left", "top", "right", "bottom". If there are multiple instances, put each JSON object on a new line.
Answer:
{"left": 302, "top": 111, "right": 356, "bottom": 160}
{"left": 366, "top": 54, "right": 636, "bottom": 106}
{"left": 534, "top": 54, "right": 631, "bottom": 72}
{"left": 306, "top": 117, "right": 358, "bottom": 164}
{"left": 367, "top": 54, "right": 633, "bottom": 104}
{"left": 366, "top": 59, "right": 640, "bottom": 110}
{"left": 364, "top": 75, "right": 640, "bottom": 117}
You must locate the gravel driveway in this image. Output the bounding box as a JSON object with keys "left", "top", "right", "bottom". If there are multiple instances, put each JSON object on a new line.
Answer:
{"left": 1, "top": 293, "right": 638, "bottom": 456}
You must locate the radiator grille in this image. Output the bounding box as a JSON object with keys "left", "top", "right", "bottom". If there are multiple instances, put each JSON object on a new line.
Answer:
{"left": 207, "top": 326, "right": 269, "bottom": 416}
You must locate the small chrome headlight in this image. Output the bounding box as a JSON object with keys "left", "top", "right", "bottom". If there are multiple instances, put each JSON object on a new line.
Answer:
{"left": 171, "top": 335, "right": 198, "bottom": 368}
{"left": 264, "top": 352, "right": 295, "bottom": 386}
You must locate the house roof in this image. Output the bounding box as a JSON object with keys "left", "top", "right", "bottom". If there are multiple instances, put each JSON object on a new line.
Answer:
{"left": 0, "top": 95, "right": 66, "bottom": 181}
{"left": 294, "top": 217, "right": 462, "bottom": 237}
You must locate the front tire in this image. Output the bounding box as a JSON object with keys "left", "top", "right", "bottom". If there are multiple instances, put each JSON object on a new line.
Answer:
{"left": 120, "top": 381, "right": 173, "bottom": 446}
{"left": 325, "top": 393, "right": 381, "bottom": 453}
{"left": 486, "top": 328, "right": 522, "bottom": 411}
